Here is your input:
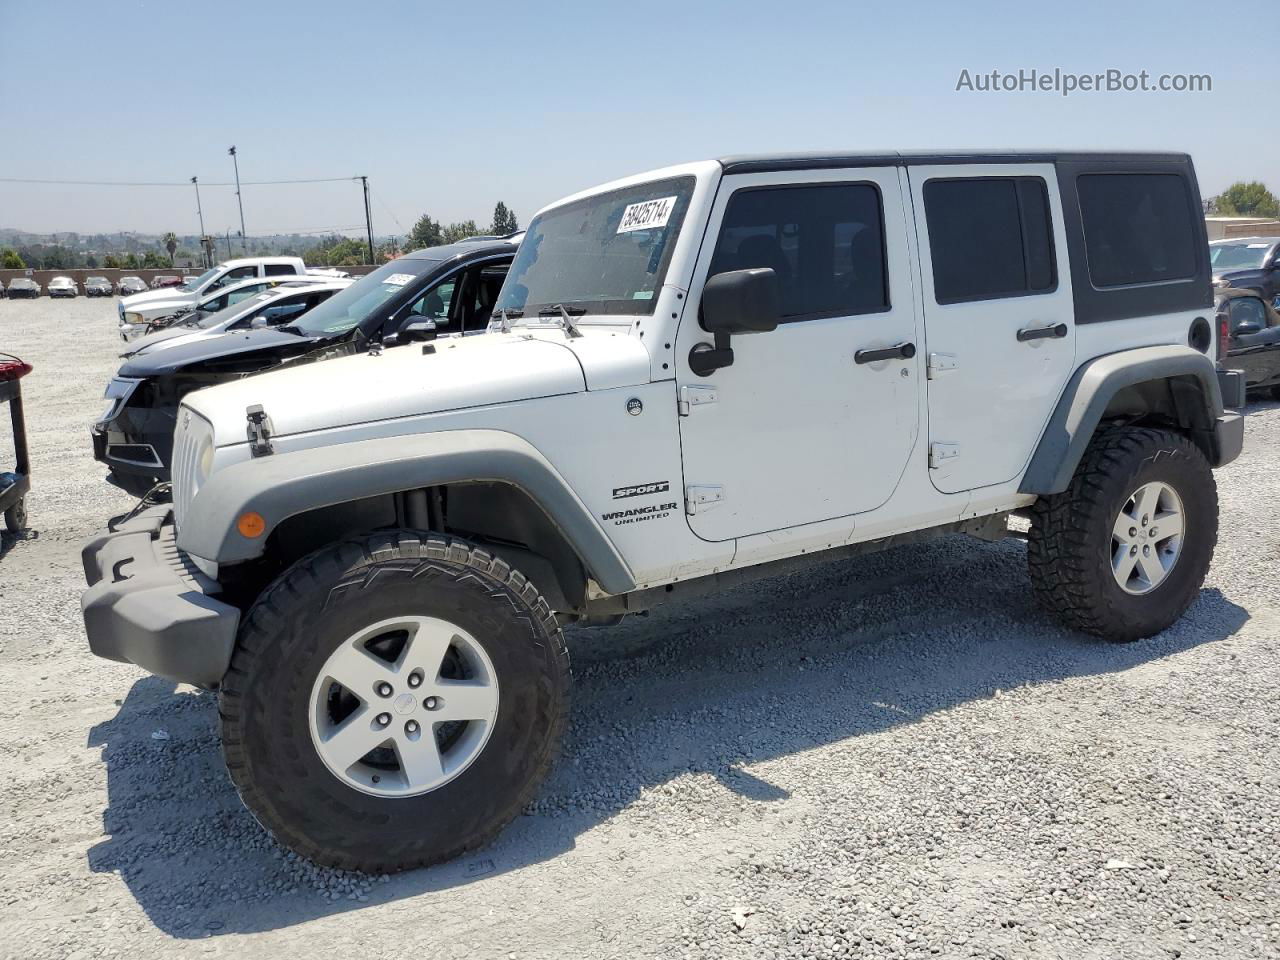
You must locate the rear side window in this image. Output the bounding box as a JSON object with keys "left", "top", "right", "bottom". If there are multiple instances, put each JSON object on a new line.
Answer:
{"left": 264, "top": 263, "right": 297, "bottom": 277}
{"left": 709, "top": 183, "right": 888, "bottom": 321}
{"left": 923, "top": 177, "right": 1057, "bottom": 304}
{"left": 1077, "top": 173, "right": 1198, "bottom": 288}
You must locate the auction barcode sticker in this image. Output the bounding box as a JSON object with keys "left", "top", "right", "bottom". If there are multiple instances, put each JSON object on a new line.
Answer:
{"left": 383, "top": 273, "right": 415, "bottom": 286}
{"left": 617, "top": 196, "right": 677, "bottom": 234}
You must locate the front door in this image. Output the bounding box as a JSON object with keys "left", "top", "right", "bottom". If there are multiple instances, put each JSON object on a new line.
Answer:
{"left": 906, "top": 164, "right": 1076, "bottom": 494}
{"left": 675, "top": 168, "right": 920, "bottom": 543}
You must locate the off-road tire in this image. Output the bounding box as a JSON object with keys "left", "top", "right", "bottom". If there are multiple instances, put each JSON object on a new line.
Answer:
{"left": 3, "top": 497, "right": 26, "bottom": 533}
{"left": 219, "top": 530, "right": 570, "bottom": 872}
{"left": 1028, "top": 426, "right": 1217, "bottom": 642}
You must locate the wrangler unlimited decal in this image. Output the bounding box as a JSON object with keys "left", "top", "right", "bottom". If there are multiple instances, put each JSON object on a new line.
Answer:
{"left": 602, "top": 501, "right": 680, "bottom": 525}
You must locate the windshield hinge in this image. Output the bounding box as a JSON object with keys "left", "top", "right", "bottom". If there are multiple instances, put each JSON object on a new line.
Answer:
{"left": 929, "top": 442, "right": 959, "bottom": 469}
{"left": 246, "top": 404, "right": 274, "bottom": 457}
{"left": 685, "top": 484, "right": 725, "bottom": 515}
{"left": 677, "top": 385, "right": 718, "bottom": 416}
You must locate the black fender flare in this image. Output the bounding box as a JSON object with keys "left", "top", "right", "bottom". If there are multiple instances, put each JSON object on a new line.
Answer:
{"left": 1020, "top": 345, "right": 1235, "bottom": 496}
{"left": 176, "top": 428, "right": 636, "bottom": 595}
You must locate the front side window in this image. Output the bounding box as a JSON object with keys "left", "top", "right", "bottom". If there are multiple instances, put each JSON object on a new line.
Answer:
{"left": 709, "top": 183, "right": 888, "bottom": 321}
{"left": 495, "top": 176, "right": 695, "bottom": 318}
{"left": 205, "top": 265, "right": 256, "bottom": 293}
{"left": 924, "top": 177, "right": 1056, "bottom": 303}
{"left": 404, "top": 280, "right": 458, "bottom": 330}
{"left": 1077, "top": 173, "right": 1198, "bottom": 288}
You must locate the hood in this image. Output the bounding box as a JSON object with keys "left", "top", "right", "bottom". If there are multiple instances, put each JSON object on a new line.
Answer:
{"left": 1214, "top": 267, "right": 1265, "bottom": 282}
{"left": 183, "top": 332, "right": 589, "bottom": 444}
{"left": 120, "top": 287, "right": 196, "bottom": 310}
{"left": 118, "top": 327, "right": 315, "bottom": 377}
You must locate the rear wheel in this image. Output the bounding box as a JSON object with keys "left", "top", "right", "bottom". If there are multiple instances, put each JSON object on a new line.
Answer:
{"left": 220, "top": 530, "right": 570, "bottom": 872}
{"left": 1028, "top": 426, "right": 1217, "bottom": 642}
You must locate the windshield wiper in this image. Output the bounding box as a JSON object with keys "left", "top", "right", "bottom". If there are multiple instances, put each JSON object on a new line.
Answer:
{"left": 536, "top": 304, "right": 585, "bottom": 339}
{"left": 276, "top": 324, "right": 308, "bottom": 336}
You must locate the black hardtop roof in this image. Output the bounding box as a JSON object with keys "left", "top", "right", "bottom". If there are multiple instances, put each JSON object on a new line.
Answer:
{"left": 398, "top": 237, "right": 518, "bottom": 263}
{"left": 717, "top": 150, "right": 1193, "bottom": 175}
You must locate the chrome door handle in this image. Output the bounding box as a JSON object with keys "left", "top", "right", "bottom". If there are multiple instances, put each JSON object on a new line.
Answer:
{"left": 1016, "top": 323, "right": 1069, "bottom": 342}
{"left": 854, "top": 341, "right": 916, "bottom": 364}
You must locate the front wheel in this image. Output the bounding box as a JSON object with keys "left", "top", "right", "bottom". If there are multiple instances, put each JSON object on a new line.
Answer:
{"left": 3, "top": 497, "right": 26, "bottom": 533}
{"left": 1028, "top": 426, "right": 1218, "bottom": 642}
{"left": 220, "top": 531, "right": 570, "bottom": 872}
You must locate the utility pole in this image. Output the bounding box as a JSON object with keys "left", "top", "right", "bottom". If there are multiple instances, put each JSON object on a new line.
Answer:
{"left": 191, "top": 176, "right": 209, "bottom": 267}
{"left": 228, "top": 146, "right": 247, "bottom": 255}
{"left": 225, "top": 230, "right": 232, "bottom": 259}
{"left": 360, "top": 176, "right": 375, "bottom": 265}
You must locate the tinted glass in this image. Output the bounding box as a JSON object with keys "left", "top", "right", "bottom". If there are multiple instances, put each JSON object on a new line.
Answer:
{"left": 264, "top": 263, "right": 296, "bottom": 276}
{"left": 496, "top": 177, "right": 694, "bottom": 317}
{"left": 710, "top": 183, "right": 887, "bottom": 320}
{"left": 1077, "top": 173, "right": 1198, "bottom": 287}
{"left": 924, "top": 177, "right": 1056, "bottom": 303}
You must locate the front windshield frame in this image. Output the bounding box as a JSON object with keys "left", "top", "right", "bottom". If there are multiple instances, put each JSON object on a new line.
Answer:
{"left": 495, "top": 175, "right": 696, "bottom": 319}
{"left": 1211, "top": 242, "right": 1271, "bottom": 272}
{"left": 282, "top": 257, "right": 443, "bottom": 337}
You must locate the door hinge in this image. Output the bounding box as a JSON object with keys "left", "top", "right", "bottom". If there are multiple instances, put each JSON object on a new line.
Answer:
{"left": 677, "top": 384, "right": 718, "bottom": 416}
{"left": 685, "top": 484, "right": 725, "bottom": 515}
{"left": 927, "top": 353, "right": 958, "bottom": 379}
{"left": 929, "top": 442, "right": 960, "bottom": 469}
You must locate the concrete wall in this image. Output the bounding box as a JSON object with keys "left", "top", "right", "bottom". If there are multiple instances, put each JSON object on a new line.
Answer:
{"left": 0, "top": 264, "right": 378, "bottom": 291}
{"left": 1206, "top": 218, "right": 1280, "bottom": 241}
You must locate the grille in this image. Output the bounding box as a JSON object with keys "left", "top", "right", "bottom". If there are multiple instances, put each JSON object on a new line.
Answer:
{"left": 171, "top": 406, "right": 213, "bottom": 530}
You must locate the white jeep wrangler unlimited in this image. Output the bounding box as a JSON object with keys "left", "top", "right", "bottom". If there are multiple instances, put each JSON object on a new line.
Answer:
{"left": 82, "top": 151, "right": 1245, "bottom": 872}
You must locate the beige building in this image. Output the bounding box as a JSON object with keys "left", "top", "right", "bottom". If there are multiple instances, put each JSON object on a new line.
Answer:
{"left": 1205, "top": 216, "right": 1280, "bottom": 241}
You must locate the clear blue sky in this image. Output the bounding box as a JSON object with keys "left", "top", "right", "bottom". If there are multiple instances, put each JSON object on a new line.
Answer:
{"left": 1, "top": 0, "right": 1276, "bottom": 237}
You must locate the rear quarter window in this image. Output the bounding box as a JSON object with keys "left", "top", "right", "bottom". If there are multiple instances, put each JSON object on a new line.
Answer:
{"left": 1077, "top": 173, "right": 1198, "bottom": 288}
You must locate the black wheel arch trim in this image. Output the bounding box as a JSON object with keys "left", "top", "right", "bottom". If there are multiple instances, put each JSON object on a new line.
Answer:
{"left": 177, "top": 428, "right": 636, "bottom": 595}
{"left": 1020, "top": 345, "right": 1238, "bottom": 496}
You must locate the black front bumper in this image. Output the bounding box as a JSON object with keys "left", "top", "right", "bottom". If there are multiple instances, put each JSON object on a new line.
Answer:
{"left": 81, "top": 506, "right": 239, "bottom": 688}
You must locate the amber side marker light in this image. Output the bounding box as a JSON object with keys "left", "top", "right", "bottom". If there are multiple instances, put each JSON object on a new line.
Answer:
{"left": 237, "top": 511, "right": 266, "bottom": 538}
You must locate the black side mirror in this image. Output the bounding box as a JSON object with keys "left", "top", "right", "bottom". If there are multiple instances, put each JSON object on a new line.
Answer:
{"left": 391, "top": 318, "right": 437, "bottom": 345}
{"left": 689, "top": 268, "right": 780, "bottom": 377}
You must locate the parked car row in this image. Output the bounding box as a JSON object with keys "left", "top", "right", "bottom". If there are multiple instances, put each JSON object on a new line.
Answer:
{"left": 1, "top": 274, "right": 161, "bottom": 297}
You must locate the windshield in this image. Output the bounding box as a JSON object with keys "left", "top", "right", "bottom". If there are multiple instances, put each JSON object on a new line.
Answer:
{"left": 495, "top": 176, "right": 695, "bottom": 317}
{"left": 1211, "top": 242, "right": 1271, "bottom": 272}
{"left": 283, "top": 258, "right": 441, "bottom": 336}
{"left": 182, "top": 267, "right": 219, "bottom": 290}
{"left": 87, "top": 276, "right": 108, "bottom": 283}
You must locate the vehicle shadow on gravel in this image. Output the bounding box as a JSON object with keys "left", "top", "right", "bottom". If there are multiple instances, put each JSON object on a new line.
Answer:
{"left": 85, "top": 534, "right": 1249, "bottom": 938}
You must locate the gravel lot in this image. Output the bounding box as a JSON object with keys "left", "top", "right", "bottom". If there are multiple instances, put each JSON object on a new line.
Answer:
{"left": 1, "top": 297, "right": 1278, "bottom": 960}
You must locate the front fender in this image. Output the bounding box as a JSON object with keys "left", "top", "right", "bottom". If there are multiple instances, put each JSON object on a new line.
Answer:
{"left": 1020, "top": 345, "right": 1236, "bottom": 496}
{"left": 176, "top": 428, "right": 636, "bottom": 595}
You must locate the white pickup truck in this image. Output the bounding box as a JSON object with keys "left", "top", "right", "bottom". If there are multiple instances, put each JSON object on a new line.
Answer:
{"left": 116, "top": 257, "right": 314, "bottom": 338}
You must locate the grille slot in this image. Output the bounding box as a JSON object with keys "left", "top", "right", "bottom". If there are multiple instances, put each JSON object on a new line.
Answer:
{"left": 171, "top": 408, "right": 213, "bottom": 530}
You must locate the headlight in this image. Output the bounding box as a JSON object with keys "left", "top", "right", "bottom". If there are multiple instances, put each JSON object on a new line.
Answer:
{"left": 196, "top": 437, "right": 215, "bottom": 484}
{"left": 124, "top": 311, "right": 145, "bottom": 324}
{"left": 1213, "top": 278, "right": 1231, "bottom": 291}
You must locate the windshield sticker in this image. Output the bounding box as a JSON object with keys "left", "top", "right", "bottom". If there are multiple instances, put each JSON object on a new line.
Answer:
{"left": 632, "top": 290, "right": 654, "bottom": 300}
{"left": 617, "top": 196, "right": 677, "bottom": 234}
{"left": 383, "top": 273, "right": 415, "bottom": 287}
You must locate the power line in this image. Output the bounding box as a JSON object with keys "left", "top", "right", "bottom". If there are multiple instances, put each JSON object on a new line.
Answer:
{"left": 0, "top": 176, "right": 359, "bottom": 188}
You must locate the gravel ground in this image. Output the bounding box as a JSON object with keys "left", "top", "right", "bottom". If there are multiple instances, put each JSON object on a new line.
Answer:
{"left": 1, "top": 297, "right": 1278, "bottom": 960}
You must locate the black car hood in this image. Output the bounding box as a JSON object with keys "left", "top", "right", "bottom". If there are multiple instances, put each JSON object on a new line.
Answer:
{"left": 118, "top": 327, "right": 328, "bottom": 377}
{"left": 1217, "top": 267, "right": 1265, "bottom": 282}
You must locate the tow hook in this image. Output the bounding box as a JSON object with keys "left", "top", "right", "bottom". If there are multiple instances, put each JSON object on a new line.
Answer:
{"left": 246, "top": 404, "right": 274, "bottom": 457}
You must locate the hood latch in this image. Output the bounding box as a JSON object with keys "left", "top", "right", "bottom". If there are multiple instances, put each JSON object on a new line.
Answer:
{"left": 246, "top": 404, "right": 274, "bottom": 457}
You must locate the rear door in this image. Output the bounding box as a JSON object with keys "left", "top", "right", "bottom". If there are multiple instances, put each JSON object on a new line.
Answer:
{"left": 907, "top": 164, "right": 1075, "bottom": 494}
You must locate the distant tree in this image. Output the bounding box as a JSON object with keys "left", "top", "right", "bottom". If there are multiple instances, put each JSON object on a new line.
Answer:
{"left": 41, "top": 246, "right": 71, "bottom": 269}
{"left": 490, "top": 201, "right": 519, "bottom": 235}
{"left": 142, "top": 250, "right": 168, "bottom": 268}
{"left": 441, "top": 220, "right": 480, "bottom": 244}
{"left": 162, "top": 232, "right": 178, "bottom": 265}
{"left": 124, "top": 253, "right": 140, "bottom": 269}
{"left": 86, "top": 254, "right": 99, "bottom": 268}
{"left": 0, "top": 248, "right": 24, "bottom": 269}
{"left": 408, "top": 213, "right": 445, "bottom": 249}
{"left": 102, "top": 254, "right": 122, "bottom": 269}
{"left": 1214, "top": 182, "right": 1280, "bottom": 219}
